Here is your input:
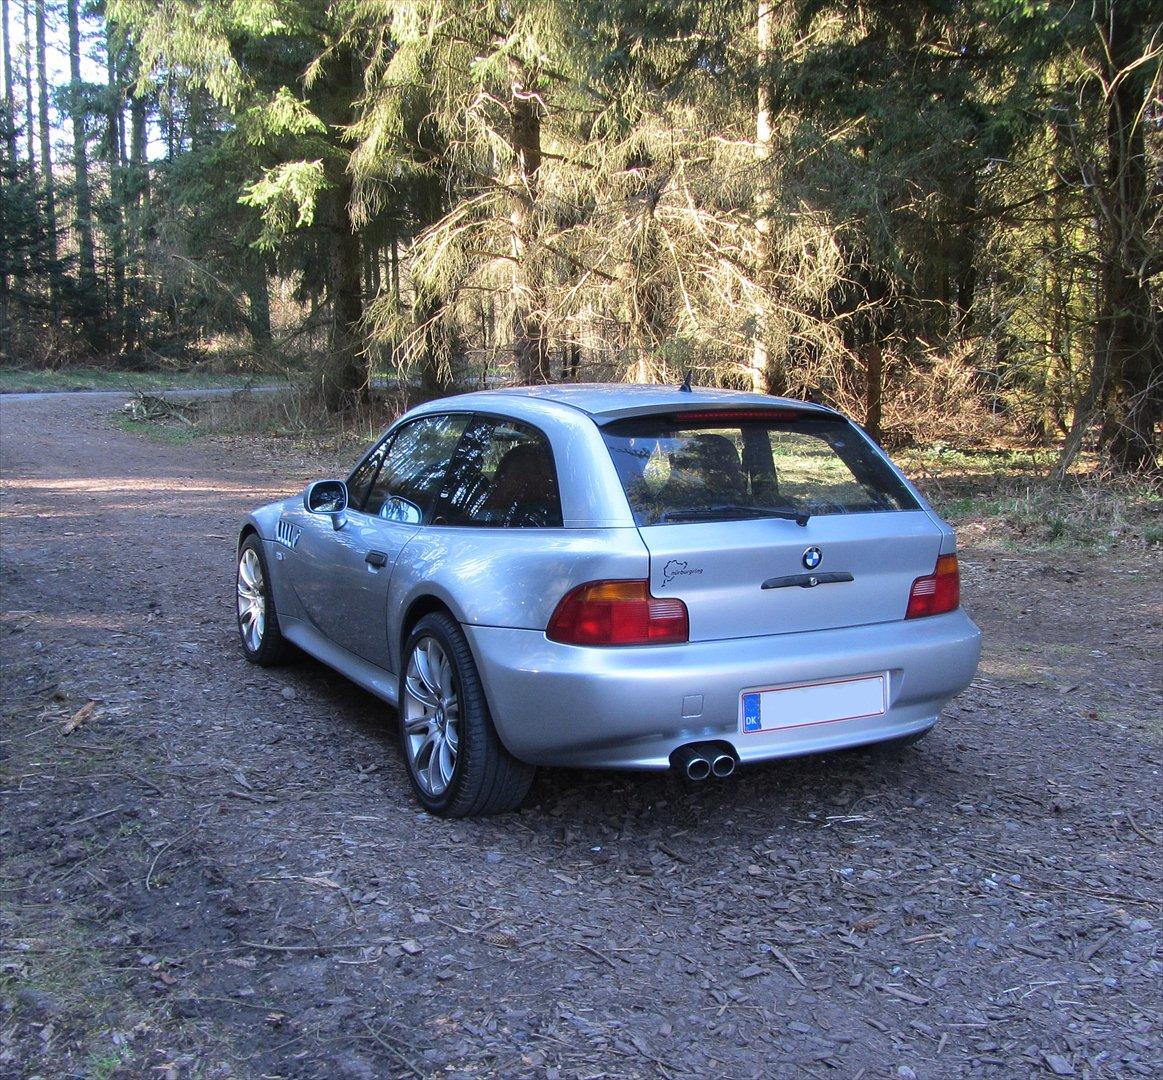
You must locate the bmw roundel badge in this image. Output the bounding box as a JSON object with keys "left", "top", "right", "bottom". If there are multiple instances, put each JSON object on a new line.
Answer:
{"left": 802, "top": 546, "right": 822, "bottom": 570}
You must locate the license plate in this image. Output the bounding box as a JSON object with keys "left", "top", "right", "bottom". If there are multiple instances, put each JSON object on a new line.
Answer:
{"left": 740, "top": 674, "right": 887, "bottom": 734}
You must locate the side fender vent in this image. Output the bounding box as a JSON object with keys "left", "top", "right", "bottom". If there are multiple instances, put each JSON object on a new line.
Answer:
{"left": 276, "top": 519, "right": 302, "bottom": 550}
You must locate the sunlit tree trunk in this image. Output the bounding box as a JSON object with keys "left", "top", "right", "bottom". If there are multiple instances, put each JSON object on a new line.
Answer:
{"left": 106, "top": 26, "right": 125, "bottom": 330}
{"left": 21, "top": 0, "right": 32, "bottom": 168}
{"left": 1, "top": 0, "right": 17, "bottom": 168}
{"left": 748, "top": 0, "right": 775, "bottom": 395}
{"left": 35, "top": 0, "right": 54, "bottom": 266}
{"left": 124, "top": 69, "right": 148, "bottom": 343}
{"left": 67, "top": 0, "right": 96, "bottom": 292}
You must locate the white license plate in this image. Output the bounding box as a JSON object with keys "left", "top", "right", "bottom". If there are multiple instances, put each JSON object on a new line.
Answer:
{"left": 740, "top": 674, "right": 887, "bottom": 734}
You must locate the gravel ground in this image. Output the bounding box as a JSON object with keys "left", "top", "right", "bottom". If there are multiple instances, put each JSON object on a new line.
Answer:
{"left": 1, "top": 393, "right": 1160, "bottom": 1080}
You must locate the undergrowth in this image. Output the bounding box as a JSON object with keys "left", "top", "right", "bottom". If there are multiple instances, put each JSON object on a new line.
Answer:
{"left": 902, "top": 447, "right": 1163, "bottom": 550}
{"left": 115, "top": 385, "right": 1162, "bottom": 553}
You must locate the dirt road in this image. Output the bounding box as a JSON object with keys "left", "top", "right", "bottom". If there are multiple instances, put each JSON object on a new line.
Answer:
{"left": 1, "top": 393, "right": 1159, "bottom": 1079}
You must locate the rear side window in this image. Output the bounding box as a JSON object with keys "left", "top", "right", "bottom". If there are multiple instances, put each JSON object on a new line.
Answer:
{"left": 436, "top": 416, "right": 562, "bottom": 527}
{"left": 602, "top": 412, "right": 918, "bottom": 526}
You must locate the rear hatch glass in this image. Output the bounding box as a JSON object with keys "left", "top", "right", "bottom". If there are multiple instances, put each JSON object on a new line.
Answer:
{"left": 600, "top": 410, "right": 940, "bottom": 640}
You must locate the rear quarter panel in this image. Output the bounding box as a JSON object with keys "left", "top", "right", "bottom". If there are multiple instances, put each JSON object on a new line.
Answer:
{"left": 386, "top": 526, "right": 650, "bottom": 674}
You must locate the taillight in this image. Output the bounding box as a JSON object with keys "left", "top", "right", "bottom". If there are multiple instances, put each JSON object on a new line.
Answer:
{"left": 906, "top": 554, "right": 961, "bottom": 619}
{"left": 675, "top": 409, "right": 803, "bottom": 422}
{"left": 547, "top": 580, "right": 689, "bottom": 646}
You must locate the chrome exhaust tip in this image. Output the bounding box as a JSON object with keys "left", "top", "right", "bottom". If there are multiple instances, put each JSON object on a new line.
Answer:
{"left": 686, "top": 756, "right": 712, "bottom": 781}
{"left": 671, "top": 744, "right": 712, "bottom": 781}
{"left": 711, "top": 752, "right": 736, "bottom": 778}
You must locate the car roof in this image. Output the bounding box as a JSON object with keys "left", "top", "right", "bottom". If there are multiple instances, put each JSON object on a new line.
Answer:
{"left": 428, "top": 383, "right": 840, "bottom": 423}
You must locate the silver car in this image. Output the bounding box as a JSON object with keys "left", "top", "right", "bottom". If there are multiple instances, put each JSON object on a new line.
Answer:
{"left": 236, "top": 384, "right": 981, "bottom": 816}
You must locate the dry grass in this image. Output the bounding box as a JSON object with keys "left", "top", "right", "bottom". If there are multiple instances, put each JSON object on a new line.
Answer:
{"left": 901, "top": 446, "right": 1163, "bottom": 550}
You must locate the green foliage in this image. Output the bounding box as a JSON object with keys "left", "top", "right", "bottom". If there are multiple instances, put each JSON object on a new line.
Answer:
{"left": 241, "top": 159, "right": 328, "bottom": 245}
{"left": 3, "top": 0, "right": 1159, "bottom": 457}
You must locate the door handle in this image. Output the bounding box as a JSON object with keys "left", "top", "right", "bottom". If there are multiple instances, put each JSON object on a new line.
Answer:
{"left": 365, "top": 550, "right": 388, "bottom": 568}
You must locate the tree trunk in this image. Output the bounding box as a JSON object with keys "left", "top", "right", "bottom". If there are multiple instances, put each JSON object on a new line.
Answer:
{"left": 105, "top": 28, "right": 125, "bottom": 331}
{"left": 164, "top": 73, "right": 175, "bottom": 160}
{"left": 748, "top": 0, "right": 775, "bottom": 395}
{"left": 34, "top": 0, "right": 54, "bottom": 266}
{"left": 509, "top": 64, "right": 549, "bottom": 385}
{"left": 66, "top": 0, "right": 96, "bottom": 292}
{"left": 954, "top": 173, "right": 977, "bottom": 333}
{"left": 1100, "top": 2, "right": 1159, "bottom": 473}
{"left": 415, "top": 292, "right": 450, "bottom": 399}
{"left": 312, "top": 44, "right": 366, "bottom": 411}
{"left": 389, "top": 235, "right": 399, "bottom": 306}
{"left": 244, "top": 258, "right": 272, "bottom": 347}
{"left": 21, "top": 0, "right": 32, "bottom": 169}
{"left": 1, "top": 0, "right": 17, "bottom": 168}
{"left": 129, "top": 92, "right": 147, "bottom": 194}
{"left": 320, "top": 178, "right": 365, "bottom": 409}
{"left": 125, "top": 75, "right": 148, "bottom": 333}
{"left": 864, "top": 340, "right": 884, "bottom": 443}
{"left": 1055, "top": 2, "right": 1160, "bottom": 477}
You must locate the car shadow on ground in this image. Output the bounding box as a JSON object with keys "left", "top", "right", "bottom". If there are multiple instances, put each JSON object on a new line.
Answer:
{"left": 273, "top": 639, "right": 969, "bottom": 838}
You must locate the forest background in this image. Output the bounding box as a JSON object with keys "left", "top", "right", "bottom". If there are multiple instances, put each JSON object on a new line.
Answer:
{"left": 0, "top": 0, "right": 1159, "bottom": 486}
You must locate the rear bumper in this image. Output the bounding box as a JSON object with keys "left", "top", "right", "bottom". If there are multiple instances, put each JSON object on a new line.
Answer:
{"left": 465, "top": 611, "right": 981, "bottom": 769}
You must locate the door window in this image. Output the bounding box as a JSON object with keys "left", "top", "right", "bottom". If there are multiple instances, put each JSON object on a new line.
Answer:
{"left": 364, "top": 414, "right": 469, "bottom": 521}
{"left": 347, "top": 435, "right": 391, "bottom": 511}
{"left": 437, "top": 417, "right": 562, "bottom": 527}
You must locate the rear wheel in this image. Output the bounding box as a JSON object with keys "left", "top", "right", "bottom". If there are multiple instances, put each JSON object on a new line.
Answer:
{"left": 236, "top": 535, "right": 290, "bottom": 666}
{"left": 399, "top": 612, "right": 534, "bottom": 817}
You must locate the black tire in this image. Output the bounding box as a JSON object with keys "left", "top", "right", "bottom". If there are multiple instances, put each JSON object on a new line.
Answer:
{"left": 236, "top": 534, "right": 291, "bottom": 667}
{"left": 399, "top": 612, "right": 534, "bottom": 817}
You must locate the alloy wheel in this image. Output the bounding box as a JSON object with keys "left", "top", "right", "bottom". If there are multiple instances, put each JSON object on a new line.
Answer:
{"left": 237, "top": 547, "right": 266, "bottom": 652}
{"left": 402, "top": 637, "right": 460, "bottom": 797}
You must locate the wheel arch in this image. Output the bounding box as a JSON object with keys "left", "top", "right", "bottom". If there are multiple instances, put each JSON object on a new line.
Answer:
{"left": 399, "top": 594, "right": 457, "bottom": 658}
{"left": 237, "top": 522, "right": 260, "bottom": 551}
{"left": 396, "top": 594, "right": 517, "bottom": 755}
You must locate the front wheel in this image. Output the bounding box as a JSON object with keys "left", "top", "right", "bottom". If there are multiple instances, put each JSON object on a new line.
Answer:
{"left": 399, "top": 612, "right": 534, "bottom": 817}
{"left": 236, "top": 535, "right": 291, "bottom": 666}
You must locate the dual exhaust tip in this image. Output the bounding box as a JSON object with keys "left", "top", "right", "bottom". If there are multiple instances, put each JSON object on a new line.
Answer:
{"left": 671, "top": 742, "right": 737, "bottom": 781}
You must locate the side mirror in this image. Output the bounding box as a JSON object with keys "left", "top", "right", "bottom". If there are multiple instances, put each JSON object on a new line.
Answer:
{"left": 305, "top": 479, "right": 349, "bottom": 529}
{"left": 380, "top": 496, "right": 422, "bottom": 525}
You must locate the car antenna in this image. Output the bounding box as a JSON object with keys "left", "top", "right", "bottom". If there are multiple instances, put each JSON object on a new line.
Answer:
{"left": 679, "top": 370, "right": 692, "bottom": 393}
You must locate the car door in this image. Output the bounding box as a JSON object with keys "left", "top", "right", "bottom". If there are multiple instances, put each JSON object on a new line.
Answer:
{"left": 285, "top": 414, "right": 469, "bottom": 668}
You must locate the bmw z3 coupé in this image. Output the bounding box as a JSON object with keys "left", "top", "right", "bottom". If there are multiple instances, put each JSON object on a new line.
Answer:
{"left": 236, "top": 384, "right": 982, "bottom": 816}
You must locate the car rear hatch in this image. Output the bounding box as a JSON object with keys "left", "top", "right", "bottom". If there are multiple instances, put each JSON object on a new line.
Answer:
{"left": 600, "top": 406, "right": 943, "bottom": 642}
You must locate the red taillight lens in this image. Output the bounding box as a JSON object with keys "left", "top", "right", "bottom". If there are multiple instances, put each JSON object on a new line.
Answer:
{"left": 547, "top": 580, "right": 689, "bottom": 646}
{"left": 906, "top": 554, "right": 961, "bottom": 619}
